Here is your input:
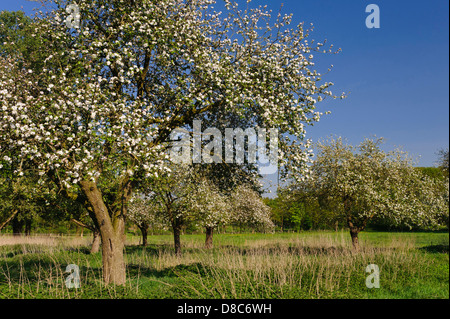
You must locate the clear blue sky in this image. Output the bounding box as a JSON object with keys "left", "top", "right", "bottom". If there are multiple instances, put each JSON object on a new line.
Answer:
{"left": 254, "top": 0, "right": 449, "bottom": 196}
{"left": 1, "top": 0, "right": 449, "bottom": 197}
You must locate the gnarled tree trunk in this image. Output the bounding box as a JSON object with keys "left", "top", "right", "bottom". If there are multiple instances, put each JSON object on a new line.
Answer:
{"left": 349, "top": 227, "right": 360, "bottom": 251}
{"left": 139, "top": 225, "right": 148, "bottom": 247}
{"left": 91, "top": 230, "right": 101, "bottom": 253}
{"left": 345, "top": 197, "right": 362, "bottom": 251}
{"left": 205, "top": 226, "right": 214, "bottom": 249}
{"left": 171, "top": 216, "right": 183, "bottom": 257}
{"left": 79, "top": 180, "right": 127, "bottom": 285}
{"left": 346, "top": 213, "right": 367, "bottom": 251}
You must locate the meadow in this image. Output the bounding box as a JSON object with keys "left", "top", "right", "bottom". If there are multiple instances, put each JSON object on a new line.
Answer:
{"left": 0, "top": 231, "right": 448, "bottom": 299}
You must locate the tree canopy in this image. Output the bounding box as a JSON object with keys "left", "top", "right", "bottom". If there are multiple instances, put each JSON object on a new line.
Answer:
{"left": 290, "top": 137, "right": 449, "bottom": 249}
{"left": 0, "top": 0, "right": 341, "bottom": 284}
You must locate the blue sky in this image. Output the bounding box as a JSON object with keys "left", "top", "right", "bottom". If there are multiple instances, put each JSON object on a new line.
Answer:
{"left": 254, "top": 0, "right": 449, "bottom": 195}
{"left": 1, "top": 0, "right": 449, "bottom": 197}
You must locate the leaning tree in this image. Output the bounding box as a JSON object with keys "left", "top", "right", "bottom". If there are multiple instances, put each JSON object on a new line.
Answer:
{"left": 0, "top": 0, "right": 342, "bottom": 284}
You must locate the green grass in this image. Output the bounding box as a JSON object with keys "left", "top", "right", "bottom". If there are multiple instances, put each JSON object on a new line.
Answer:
{"left": 0, "top": 231, "right": 448, "bottom": 299}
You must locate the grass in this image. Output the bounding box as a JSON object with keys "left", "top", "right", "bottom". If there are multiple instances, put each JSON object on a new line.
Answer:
{"left": 0, "top": 231, "right": 448, "bottom": 299}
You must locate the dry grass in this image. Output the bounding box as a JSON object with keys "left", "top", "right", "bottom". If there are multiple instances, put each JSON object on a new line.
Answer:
{"left": 0, "top": 234, "right": 92, "bottom": 248}
{"left": 124, "top": 233, "right": 438, "bottom": 298}
{"left": 0, "top": 232, "right": 447, "bottom": 298}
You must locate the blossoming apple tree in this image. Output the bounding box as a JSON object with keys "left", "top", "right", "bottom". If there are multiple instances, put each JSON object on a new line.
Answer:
{"left": 0, "top": 0, "right": 341, "bottom": 284}
{"left": 230, "top": 184, "right": 275, "bottom": 232}
{"left": 185, "top": 175, "right": 231, "bottom": 248}
{"left": 302, "top": 137, "right": 449, "bottom": 250}
{"left": 128, "top": 193, "right": 169, "bottom": 246}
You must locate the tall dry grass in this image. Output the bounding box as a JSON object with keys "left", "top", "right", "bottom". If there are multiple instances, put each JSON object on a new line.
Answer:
{"left": 0, "top": 234, "right": 137, "bottom": 298}
{"left": 0, "top": 232, "right": 445, "bottom": 298}
{"left": 125, "top": 233, "right": 429, "bottom": 298}
{"left": 0, "top": 234, "right": 91, "bottom": 248}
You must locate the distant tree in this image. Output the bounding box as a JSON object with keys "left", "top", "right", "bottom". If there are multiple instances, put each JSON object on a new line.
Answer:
{"left": 436, "top": 148, "right": 449, "bottom": 176}
{"left": 0, "top": 171, "right": 48, "bottom": 235}
{"left": 416, "top": 167, "right": 446, "bottom": 181}
{"left": 274, "top": 184, "right": 343, "bottom": 232}
{"left": 138, "top": 165, "right": 197, "bottom": 257}
{"left": 300, "top": 137, "right": 448, "bottom": 250}
{"left": 0, "top": 206, "right": 18, "bottom": 232}
{"left": 68, "top": 199, "right": 102, "bottom": 253}
{"left": 186, "top": 176, "right": 231, "bottom": 249}
{"left": 135, "top": 164, "right": 263, "bottom": 253}
{"left": 264, "top": 195, "right": 294, "bottom": 231}
{"left": 128, "top": 194, "right": 168, "bottom": 247}
{"left": 287, "top": 201, "right": 306, "bottom": 232}
{"left": 70, "top": 215, "right": 101, "bottom": 253}
{"left": 0, "top": 10, "right": 50, "bottom": 234}
{"left": 230, "top": 185, "right": 274, "bottom": 233}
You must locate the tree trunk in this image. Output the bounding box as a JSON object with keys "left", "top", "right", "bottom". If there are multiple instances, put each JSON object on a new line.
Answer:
{"left": 346, "top": 214, "right": 370, "bottom": 252}
{"left": 90, "top": 230, "right": 101, "bottom": 254}
{"left": 173, "top": 226, "right": 182, "bottom": 257}
{"left": 139, "top": 225, "right": 148, "bottom": 247}
{"left": 0, "top": 210, "right": 18, "bottom": 232}
{"left": 79, "top": 181, "right": 126, "bottom": 285}
{"left": 205, "top": 226, "right": 214, "bottom": 249}
{"left": 345, "top": 198, "right": 362, "bottom": 251}
{"left": 12, "top": 215, "right": 23, "bottom": 236}
{"left": 25, "top": 218, "right": 32, "bottom": 236}
{"left": 172, "top": 221, "right": 182, "bottom": 257}
{"left": 70, "top": 218, "right": 101, "bottom": 253}
{"left": 350, "top": 228, "right": 360, "bottom": 251}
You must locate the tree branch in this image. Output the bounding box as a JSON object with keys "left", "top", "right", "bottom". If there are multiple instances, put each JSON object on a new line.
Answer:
{"left": 0, "top": 210, "right": 19, "bottom": 231}
{"left": 70, "top": 218, "right": 95, "bottom": 232}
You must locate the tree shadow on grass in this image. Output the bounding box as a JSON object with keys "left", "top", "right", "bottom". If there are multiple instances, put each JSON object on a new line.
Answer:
{"left": 418, "top": 244, "right": 449, "bottom": 254}
{"left": 0, "top": 257, "right": 103, "bottom": 284}
{"left": 66, "top": 246, "right": 92, "bottom": 255}
{"left": 212, "top": 243, "right": 410, "bottom": 257}
{"left": 125, "top": 244, "right": 174, "bottom": 256}
{"left": 126, "top": 262, "right": 207, "bottom": 279}
{"left": 213, "top": 244, "right": 354, "bottom": 256}
{"left": 125, "top": 243, "right": 205, "bottom": 257}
